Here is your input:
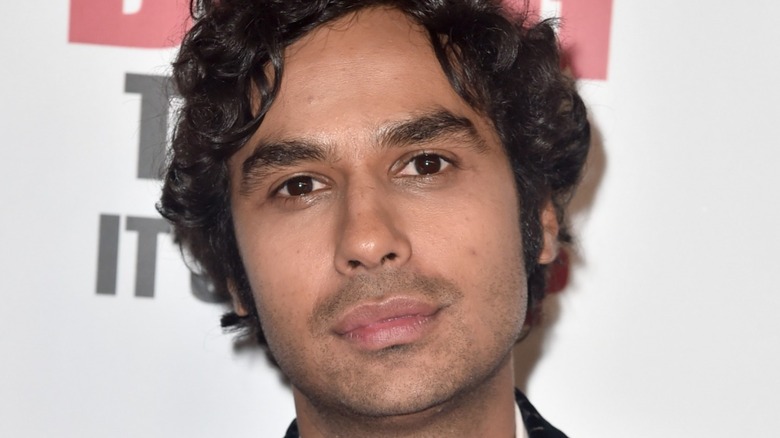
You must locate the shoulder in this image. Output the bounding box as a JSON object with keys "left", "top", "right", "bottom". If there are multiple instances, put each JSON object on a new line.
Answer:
{"left": 283, "top": 419, "right": 299, "bottom": 438}
{"left": 515, "top": 388, "right": 569, "bottom": 438}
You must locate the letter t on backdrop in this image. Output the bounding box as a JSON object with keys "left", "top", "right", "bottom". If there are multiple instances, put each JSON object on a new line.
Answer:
{"left": 69, "top": 0, "right": 190, "bottom": 48}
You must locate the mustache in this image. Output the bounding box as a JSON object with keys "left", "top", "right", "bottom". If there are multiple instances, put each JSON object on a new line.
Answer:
{"left": 310, "top": 270, "right": 463, "bottom": 331}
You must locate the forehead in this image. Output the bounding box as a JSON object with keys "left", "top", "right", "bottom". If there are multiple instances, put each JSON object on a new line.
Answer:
{"left": 253, "top": 7, "right": 485, "bottom": 145}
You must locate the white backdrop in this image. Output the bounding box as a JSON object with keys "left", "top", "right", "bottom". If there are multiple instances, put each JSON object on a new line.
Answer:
{"left": 2, "top": 1, "right": 779, "bottom": 437}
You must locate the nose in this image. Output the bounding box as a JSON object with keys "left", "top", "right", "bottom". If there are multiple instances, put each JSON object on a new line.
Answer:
{"left": 334, "top": 182, "right": 412, "bottom": 275}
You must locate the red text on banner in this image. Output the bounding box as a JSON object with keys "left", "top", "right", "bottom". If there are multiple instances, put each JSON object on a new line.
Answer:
{"left": 69, "top": 0, "right": 611, "bottom": 79}
{"left": 69, "top": 0, "right": 190, "bottom": 48}
{"left": 505, "top": 0, "right": 613, "bottom": 79}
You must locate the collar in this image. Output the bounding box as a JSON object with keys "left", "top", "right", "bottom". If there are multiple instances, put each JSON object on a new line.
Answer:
{"left": 515, "top": 397, "right": 529, "bottom": 438}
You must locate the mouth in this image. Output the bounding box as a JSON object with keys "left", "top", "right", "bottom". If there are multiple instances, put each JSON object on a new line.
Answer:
{"left": 332, "top": 297, "right": 443, "bottom": 351}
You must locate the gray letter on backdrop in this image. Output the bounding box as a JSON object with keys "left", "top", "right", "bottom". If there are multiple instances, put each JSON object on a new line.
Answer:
{"left": 126, "top": 216, "right": 171, "bottom": 298}
{"left": 125, "top": 73, "right": 177, "bottom": 180}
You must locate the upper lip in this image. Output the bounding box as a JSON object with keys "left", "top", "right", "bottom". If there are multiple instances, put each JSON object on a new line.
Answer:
{"left": 331, "top": 296, "right": 442, "bottom": 335}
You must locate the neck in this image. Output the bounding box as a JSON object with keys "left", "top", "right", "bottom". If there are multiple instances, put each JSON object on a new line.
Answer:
{"left": 293, "top": 355, "right": 517, "bottom": 438}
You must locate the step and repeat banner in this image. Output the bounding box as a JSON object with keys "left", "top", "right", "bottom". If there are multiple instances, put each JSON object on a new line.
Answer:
{"left": 2, "top": 0, "right": 779, "bottom": 436}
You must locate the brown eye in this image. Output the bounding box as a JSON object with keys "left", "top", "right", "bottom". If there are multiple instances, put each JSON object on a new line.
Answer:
{"left": 279, "top": 176, "right": 316, "bottom": 197}
{"left": 413, "top": 153, "right": 444, "bottom": 175}
{"left": 397, "top": 153, "right": 452, "bottom": 177}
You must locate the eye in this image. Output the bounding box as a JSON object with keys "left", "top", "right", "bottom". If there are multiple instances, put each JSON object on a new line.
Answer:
{"left": 398, "top": 153, "right": 452, "bottom": 176}
{"left": 275, "top": 175, "right": 326, "bottom": 197}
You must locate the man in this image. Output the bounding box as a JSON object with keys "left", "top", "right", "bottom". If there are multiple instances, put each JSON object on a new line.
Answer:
{"left": 159, "top": 0, "right": 589, "bottom": 436}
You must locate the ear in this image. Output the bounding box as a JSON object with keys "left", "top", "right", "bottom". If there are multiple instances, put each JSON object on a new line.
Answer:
{"left": 227, "top": 279, "right": 249, "bottom": 316}
{"left": 537, "top": 201, "right": 560, "bottom": 265}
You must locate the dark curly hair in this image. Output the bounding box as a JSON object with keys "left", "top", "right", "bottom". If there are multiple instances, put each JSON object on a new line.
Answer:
{"left": 158, "top": 0, "right": 590, "bottom": 347}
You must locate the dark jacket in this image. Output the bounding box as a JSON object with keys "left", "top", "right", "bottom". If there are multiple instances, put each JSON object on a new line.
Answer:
{"left": 283, "top": 388, "right": 568, "bottom": 437}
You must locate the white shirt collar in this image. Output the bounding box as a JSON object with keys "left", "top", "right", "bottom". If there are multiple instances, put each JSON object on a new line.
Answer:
{"left": 516, "top": 398, "right": 529, "bottom": 438}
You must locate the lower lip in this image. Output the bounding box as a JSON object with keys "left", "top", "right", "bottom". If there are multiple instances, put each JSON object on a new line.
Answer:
{"left": 341, "top": 314, "right": 437, "bottom": 351}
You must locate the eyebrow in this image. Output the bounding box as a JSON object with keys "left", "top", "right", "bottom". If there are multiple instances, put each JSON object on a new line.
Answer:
{"left": 239, "top": 108, "right": 488, "bottom": 195}
{"left": 240, "top": 140, "right": 327, "bottom": 195}
{"left": 377, "top": 109, "right": 488, "bottom": 153}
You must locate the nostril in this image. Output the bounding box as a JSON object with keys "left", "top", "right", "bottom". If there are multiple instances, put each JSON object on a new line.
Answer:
{"left": 345, "top": 253, "right": 397, "bottom": 270}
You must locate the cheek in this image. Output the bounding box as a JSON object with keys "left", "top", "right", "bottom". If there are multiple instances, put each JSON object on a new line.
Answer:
{"left": 430, "top": 177, "right": 526, "bottom": 319}
{"left": 426, "top": 184, "right": 521, "bottom": 267}
{"left": 413, "top": 200, "right": 524, "bottom": 301}
{"left": 232, "top": 213, "right": 335, "bottom": 329}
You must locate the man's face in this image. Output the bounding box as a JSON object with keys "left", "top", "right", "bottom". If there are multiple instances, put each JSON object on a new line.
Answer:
{"left": 229, "top": 7, "right": 531, "bottom": 418}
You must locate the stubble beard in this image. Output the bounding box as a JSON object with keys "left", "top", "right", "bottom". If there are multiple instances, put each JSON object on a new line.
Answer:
{"left": 260, "top": 266, "right": 527, "bottom": 423}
